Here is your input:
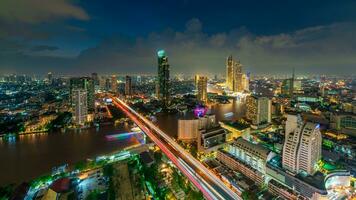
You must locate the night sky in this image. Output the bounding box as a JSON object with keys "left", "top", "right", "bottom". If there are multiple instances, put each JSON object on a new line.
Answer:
{"left": 1, "top": 0, "right": 356, "bottom": 76}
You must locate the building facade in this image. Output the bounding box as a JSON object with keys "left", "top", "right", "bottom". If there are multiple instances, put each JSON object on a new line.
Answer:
{"left": 125, "top": 75, "right": 132, "bottom": 96}
{"left": 282, "top": 114, "right": 322, "bottom": 175}
{"left": 71, "top": 89, "right": 88, "bottom": 126}
{"left": 156, "top": 50, "right": 170, "bottom": 107}
{"left": 70, "top": 77, "right": 95, "bottom": 112}
{"left": 197, "top": 76, "right": 208, "bottom": 103}
{"left": 246, "top": 95, "right": 271, "bottom": 126}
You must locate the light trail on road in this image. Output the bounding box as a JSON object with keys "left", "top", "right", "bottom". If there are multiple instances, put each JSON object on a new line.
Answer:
{"left": 110, "top": 96, "right": 241, "bottom": 200}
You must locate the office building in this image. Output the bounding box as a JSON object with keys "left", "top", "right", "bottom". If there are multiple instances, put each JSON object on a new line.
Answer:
{"left": 282, "top": 114, "right": 322, "bottom": 175}
{"left": 198, "top": 126, "right": 226, "bottom": 151}
{"left": 194, "top": 74, "right": 200, "bottom": 90}
{"left": 70, "top": 77, "right": 95, "bottom": 112}
{"left": 178, "top": 114, "right": 216, "bottom": 142}
{"left": 47, "top": 72, "right": 53, "bottom": 84}
{"left": 226, "top": 138, "right": 272, "bottom": 173}
{"left": 197, "top": 75, "right": 208, "bottom": 103}
{"left": 71, "top": 89, "right": 87, "bottom": 126}
{"left": 225, "top": 55, "right": 248, "bottom": 92}
{"left": 156, "top": 50, "right": 170, "bottom": 107}
{"left": 281, "top": 70, "right": 295, "bottom": 96}
{"left": 125, "top": 75, "right": 132, "bottom": 96}
{"left": 242, "top": 73, "right": 249, "bottom": 91}
{"left": 330, "top": 113, "right": 356, "bottom": 137}
{"left": 246, "top": 95, "right": 271, "bottom": 126}
{"left": 281, "top": 78, "right": 293, "bottom": 96}
{"left": 226, "top": 55, "right": 234, "bottom": 90}
{"left": 111, "top": 75, "right": 117, "bottom": 93}
{"left": 234, "top": 60, "right": 244, "bottom": 92}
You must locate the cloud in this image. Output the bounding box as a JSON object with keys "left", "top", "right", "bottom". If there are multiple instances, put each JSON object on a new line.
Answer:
{"left": 71, "top": 20, "right": 356, "bottom": 75}
{"left": 31, "top": 45, "right": 59, "bottom": 52}
{"left": 1, "top": 19, "right": 356, "bottom": 76}
{"left": 0, "top": 0, "right": 89, "bottom": 24}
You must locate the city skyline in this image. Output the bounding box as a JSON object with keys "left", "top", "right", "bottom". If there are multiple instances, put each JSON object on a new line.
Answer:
{"left": 0, "top": 2, "right": 355, "bottom": 200}
{"left": 1, "top": 1, "right": 356, "bottom": 75}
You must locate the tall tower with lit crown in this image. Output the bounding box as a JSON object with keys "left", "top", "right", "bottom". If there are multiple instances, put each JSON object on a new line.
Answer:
{"left": 226, "top": 55, "right": 234, "bottom": 90}
{"left": 156, "top": 50, "right": 170, "bottom": 107}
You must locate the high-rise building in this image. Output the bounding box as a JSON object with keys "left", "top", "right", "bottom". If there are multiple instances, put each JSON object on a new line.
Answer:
{"left": 281, "top": 78, "right": 293, "bottom": 96}
{"left": 197, "top": 76, "right": 208, "bottom": 103}
{"left": 234, "top": 60, "right": 244, "bottom": 92}
{"left": 105, "top": 78, "right": 111, "bottom": 91}
{"left": 156, "top": 50, "right": 170, "bottom": 107}
{"left": 125, "top": 75, "right": 132, "bottom": 96}
{"left": 226, "top": 55, "right": 247, "bottom": 92}
{"left": 226, "top": 55, "right": 234, "bottom": 90}
{"left": 136, "top": 75, "right": 142, "bottom": 85}
{"left": 281, "top": 69, "right": 295, "bottom": 96}
{"left": 246, "top": 95, "right": 271, "bottom": 126}
{"left": 47, "top": 72, "right": 53, "bottom": 84}
{"left": 194, "top": 74, "right": 200, "bottom": 90}
{"left": 91, "top": 73, "right": 99, "bottom": 86}
{"left": 111, "top": 75, "right": 117, "bottom": 93}
{"left": 242, "top": 73, "right": 250, "bottom": 91}
{"left": 70, "top": 77, "right": 95, "bottom": 112}
{"left": 72, "top": 89, "right": 88, "bottom": 126}
{"left": 282, "top": 114, "right": 322, "bottom": 175}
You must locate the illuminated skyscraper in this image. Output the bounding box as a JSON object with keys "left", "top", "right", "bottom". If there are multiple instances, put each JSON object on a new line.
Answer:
{"left": 282, "top": 114, "right": 322, "bottom": 175}
{"left": 47, "top": 72, "right": 53, "bottom": 84}
{"left": 242, "top": 73, "right": 249, "bottom": 91}
{"left": 226, "top": 56, "right": 247, "bottom": 92}
{"left": 156, "top": 50, "right": 170, "bottom": 107}
{"left": 125, "top": 75, "right": 132, "bottom": 97}
{"left": 194, "top": 74, "right": 200, "bottom": 90}
{"left": 111, "top": 75, "right": 117, "bottom": 93}
{"left": 197, "top": 76, "right": 208, "bottom": 103}
{"left": 70, "top": 77, "right": 95, "bottom": 112}
{"left": 72, "top": 89, "right": 88, "bottom": 126}
{"left": 281, "top": 69, "right": 295, "bottom": 96}
{"left": 246, "top": 95, "right": 271, "bottom": 126}
{"left": 226, "top": 55, "right": 234, "bottom": 90}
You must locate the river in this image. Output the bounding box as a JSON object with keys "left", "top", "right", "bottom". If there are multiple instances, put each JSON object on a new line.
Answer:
{"left": 0, "top": 99, "right": 245, "bottom": 186}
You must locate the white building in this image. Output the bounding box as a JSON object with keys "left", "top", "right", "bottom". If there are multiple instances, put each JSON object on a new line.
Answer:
{"left": 282, "top": 114, "right": 322, "bottom": 175}
{"left": 177, "top": 115, "right": 216, "bottom": 142}
{"left": 72, "top": 89, "right": 88, "bottom": 126}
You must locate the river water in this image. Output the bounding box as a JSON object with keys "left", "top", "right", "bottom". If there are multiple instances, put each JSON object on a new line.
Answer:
{"left": 0, "top": 99, "right": 245, "bottom": 186}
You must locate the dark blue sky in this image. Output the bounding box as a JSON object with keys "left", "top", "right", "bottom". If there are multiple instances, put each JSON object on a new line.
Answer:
{"left": 1, "top": 0, "right": 356, "bottom": 75}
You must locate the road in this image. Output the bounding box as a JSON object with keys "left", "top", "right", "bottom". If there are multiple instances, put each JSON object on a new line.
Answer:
{"left": 111, "top": 97, "right": 241, "bottom": 200}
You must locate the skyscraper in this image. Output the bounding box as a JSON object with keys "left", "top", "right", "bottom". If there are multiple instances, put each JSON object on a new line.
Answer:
{"left": 156, "top": 50, "right": 170, "bottom": 107}
{"left": 194, "top": 74, "right": 200, "bottom": 90}
{"left": 226, "top": 55, "right": 247, "bottom": 92}
{"left": 70, "top": 77, "right": 95, "bottom": 112}
{"left": 197, "top": 76, "right": 208, "bottom": 103}
{"left": 72, "top": 89, "right": 88, "bottom": 126}
{"left": 47, "top": 72, "right": 53, "bottom": 84}
{"left": 91, "top": 72, "right": 99, "bottom": 86}
{"left": 111, "top": 75, "right": 117, "bottom": 93}
{"left": 282, "top": 114, "right": 322, "bottom": 175}
{"left": 246, "top": 95, "right": 271, "bottom": 126}
{"left": 125, "top": 75, "right": 132, "bottom": 97}
{"left": 226, "top": 55, "right": 234, "bottom": 90}
{"left": 281, "top": 69, "right": 295, "bottom": 96}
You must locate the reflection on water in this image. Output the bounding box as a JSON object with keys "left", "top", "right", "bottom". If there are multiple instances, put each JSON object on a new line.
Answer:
{"left": 0, "top": 125, "right": 137, "bottom": 186}
{"left": 0, "top": 100, "right": 245, "bottom": 186}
